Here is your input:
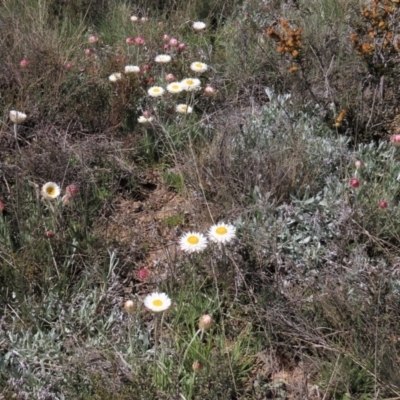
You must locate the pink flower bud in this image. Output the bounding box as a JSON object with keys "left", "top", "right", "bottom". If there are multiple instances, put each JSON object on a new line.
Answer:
{"left": 137, "top": 268, "right": 150, "bottom": 280}
{"left": 169, "top": 38, "right": 179, "bottom": 47}
{"left": 66, "top": 184, "right": 79, "bottom": 197}
{"left": 162, "top": 34, "right": 170, "bottom": 42}
{"left": 134, "top": 36, "right": 145, "bottom": 46}
{"left": 88, "top": 35, "right": 98, "bottom": 43}
{"left": 62, "top": 195, "right": 72, "bottom": 205}
{"left": 192, "top": 361, "right": 203, "bottom": 371}
{"left": 164, "top": 44, "right": 171, "bottom": 51}
{"left": 20, "top": 59, "right": 29, "bottom": 67}
{"left": 142, "top": 110, "right": 151, "bottom": 118}
{"left": 166, "top": 107, "right": 175, "bottom": 115}
{"left": 142, "top": 63, "right": 151, "bottom": 72}
{"left": 379, "top": 200, "right": 388, "bottom": 209}
{"left": 350, "top": 178, "right": 360, "bottom": 188}
{"left": 204, "top": 85, "right": 216, "bottom": 97}
{"left": 390, "top": 134, "right": 400, "bottom": 147}
{"left": 178, "top": 43, "right": 187, "bottom": 52}
{"left": 198, "top": 314, "right": 213, "bottom": 331}
{"left": 126, "top": 37, "right": 135, "bottom": 45}
{"left": 0, "top": 200, "right": 5, "bottom": 212}
{"left": 355, "top": 160, "right": 364, "bottom": 168}
{"left": 84, "top": 48, "right": 93, "bottom": 55}
{"left": 165, "top": 73, "right": 176, "bottom": 82}
{"left": 147, "top": 76, "right": 155, "bottom": 85}
{"left": 44, "top": 230, "right": 55, "bottom": 239}
{"left": 65, "top": 62, "right": 74, "bottom": 69}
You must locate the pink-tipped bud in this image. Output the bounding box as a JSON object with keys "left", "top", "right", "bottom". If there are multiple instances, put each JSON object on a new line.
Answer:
{"left": 124, "top": 300, "right": 136, "bottom": 313}
{"left": 20, "top": 59, "right": 29, "bottom": 67}
{"left": 126, "top": 37, "right": 135, "bottom": 45}
{"left": 88, "top": 35, "right": 98, "bottom": 43}
{"left": 169, "top": 38, "right": 179, "bottom": 47}
{"left": 147, "top": 76, "right": 155, "bottom": 85}
{"left": 192, "top": 361, "right": 203, "bottom": 371}
{"left": 0, "top": 200, "right": 5, "bottom": 212}
{"left": 350, "top": 178, "right": 360, "bottom": 188}
{"left": 204, "top": 85, "right": 216, "bottom": 97}
{"left": 198, "top": 314, "right": 213, "bottom": 331}
{"left": 166, "top": 73, "right": 176, "bottom": 82}
{"left": 62, "top": 195, "right": 72, "bottom": 205}
{"left": 162, "top": 34, "right": 170, "bottom": 42}
{"left": 135, "top": 36, "right": 145, "bottom": 46}
{"left": 379, "top": 200, "right": 388, "bottom": 209}
{"left": 142, "top": 63, "right": 151, "bottom": 72}
{"left": 390, "top": 134, "right": 400, "bottom": 147}
{"left": 66, "top": 184, "right": 79, "bottom": 197}
{"left": 65, "top": 62, "right": 74, "bottom": 69}
{"left": 166, "top": 107, "right": 175, "bottom": 115}
{"left": 355, "top": 160, "right": 364, "bottom": 169}
{"left": 84, "top": 48, "right": 93, "bottom": 55}
{"left": 137, "top": 268, "right": 150, "bottom": 281}
{"left": 142, "top": 110, "right": 151, "bottom": 118}
{"left": 44, "top": 230, "right": 55, "bottom": 239}
{"left": 178, "top": 43, "right": 187, "bottom": 52}
{"left": 163, "top": 44, "right": 171, "bottom": 51}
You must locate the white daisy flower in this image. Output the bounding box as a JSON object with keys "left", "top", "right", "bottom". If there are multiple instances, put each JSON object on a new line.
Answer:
{"left": 41, "top": 182, "right": 61, "bottom": 201}
{"left": 208, "top": 222, "right": 236, "bottom": 244}
{"left": 155, "top": 54, "right": 172, "bottom": 63}
{"left": 9, "top": 110, "right": 27, "bottom": 124}
{"left": 166, "top": 82, "right": 183, "bottom": 94}
{"left": 148, "top": 86, "right": 165, "bottom": 97}
{"left": 179, "top": 232, "right": 207, "bottom": 253}
{"left": 130, "top": 15, "right": 139, "bottom": 22}
{"left": 190, "top": 62, "right": 208, "bottom": 73}
{"left": 143, "top": 292, "right": 172, "bottom": 313}
{"left": 193, "top": 21, "right": 206, "bottom": 31}
{"left": 176, "top": 104, "right": 193, "bottom": 114}
{"left": 180, "top": 78, "right": 201, "bottom": 91}
{"left": 125, "top": 65, "right": 140, "bottom": 74}
{"left": 138, "top": 115, "right": 154, "bottom": 124}
{"left": 109, "top": 72, "right": 122, "bottom": 82}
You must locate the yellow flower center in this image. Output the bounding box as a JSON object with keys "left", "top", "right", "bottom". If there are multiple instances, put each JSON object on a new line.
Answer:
{"left": 186, "top": 79, "right": 194, "bottom": 85}
{"left": 153, "top": 88, "right": 160, "bottom": 93}
{"left": 152, "top": 299, "right": 163, "bottom": 307}
{"left": 216, "top": 227, "right": 228, "bottom": 235}
{"left": 181, "top": 106, "right": 187, "bottom": 111}
{"left": 47, "top": 187, "right": 56, "bottom": 196}
{"left": 195, "top": 63, "right": 202, "bottom": 68}
{"left": 187, "top": 235, "right": 199, "bottom": 245}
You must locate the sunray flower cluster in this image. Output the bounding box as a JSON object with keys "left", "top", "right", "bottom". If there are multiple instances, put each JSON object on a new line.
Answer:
{"left": 208, "top": 222, "right": 236, "bottom": 244}
{"left": 143, "top": 292, "right": 172, "bottom": 313}
{"left": 167, "top": 82, "right": 183, "bottom": 94}
{"left": 155, "top": 54, "right": 172, "bottom": 63}
{"left": 179, "top": 232, "right": 208, "bottom": 253}
{"left": 125, "top": 65, "right": 140, "bottom": 74}
{"left": 148, "top": 86, "right": 165, "bottom": 97}
{"left": 41, "top": 182, "right": 61, "bottom": 201}
{"left": 190, "top": 62, "right": 208, "bottom": 73}
{"left": 181, "top": 78, "right": 201, "bottom": 91}
{"left": 176, "top": 104, "right": 193, "bottom": 114}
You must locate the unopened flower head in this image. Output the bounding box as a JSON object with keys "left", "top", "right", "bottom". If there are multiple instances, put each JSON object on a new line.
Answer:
{"left": 390, "top": 134, "right": 400, "bottom": 147}
{"left": 181, "top": 78, "right": 201, "bottom": 91}
{"left": 148, "top": 86, "right": 165, "bottom": 97}
{"left": 41, "top": 182, "right": 61, "bottom": 201}
{"left": 9, "top": 110, "right": 27, "bottom": 124}
{"left": 143, "top": 292, "right": 172, "bottom": 313}
{"left": 65, "top": 184, "right": 79, "bottom": 197}
{"left": 176, "top": 104, "right": 193, "bottom": 114}
{"left": 179, "top": 232, "right": 207, "bottom": 253}
{"left": 193, "top": 21, "right": 206, "bottom": 31}
{"left": 190, "top": 62, "right": 208, "bottom": 73}
{"left": 124, "top": 300, "right": 137, "bottom": 313}
{"left": 125, "top": 65, "right": 140, "bottom": 74}
{"left": 167, "top": 82, "right": 183, "bottom": 94}
{"left": 208, "top": 222, "right": 236, "bottom": 244}
{"left": 109, "top": 72, "right": 122, "bottom": 82}
{"left": 155, "top": 54, "right": 172, "bottom": 63}
{"left": 88, "top": 35, "right": 98, "bottom": 43}
{"left": 198, "top": 314, "right": 213, "bottom": 331}
{"left": 138, "top": 115, "right": 154, "bottom": 124}
{"left": 130, "top": 15, "right": 139, "bottom": 22}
